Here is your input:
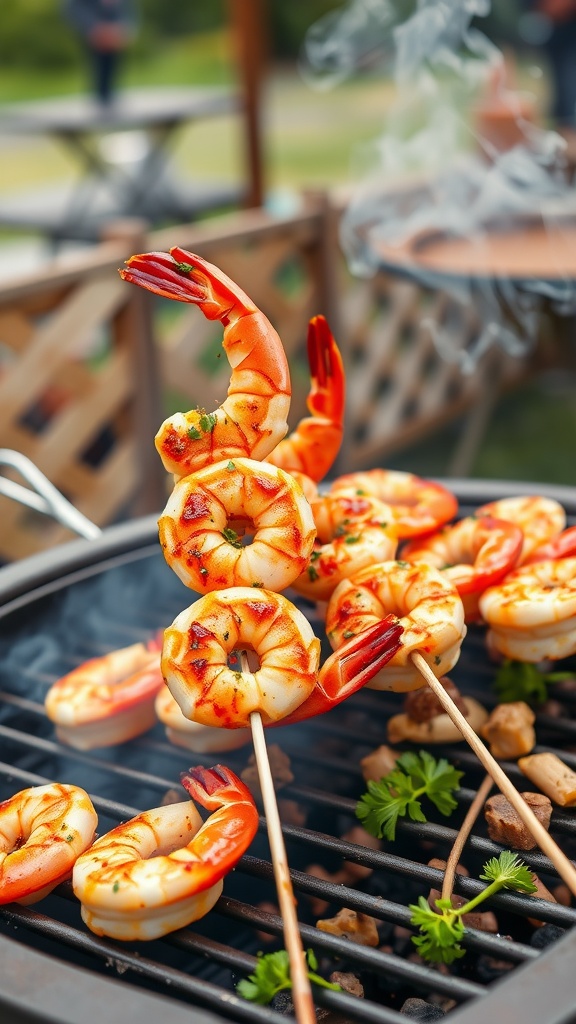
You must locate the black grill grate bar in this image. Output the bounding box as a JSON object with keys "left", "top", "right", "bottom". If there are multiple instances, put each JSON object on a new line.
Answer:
{"left": 218, "top": 891, "right": 485, "bottom": 1002}
{"left": 0, "top": 759, "right": 171, "bottom": 827}
{"left": 282, "top": 782, "right": 576, "bottom": 891}
{"left": 0, "top": 723, "right": 182, "bottom": 793}
{"left": 8, "top": 691, "right": 576, "bottom": 843}
{"left": 219, "top": 878, "right": 537, "bottom": 965}
{"left": 1, "top": 895, "right": 448, "bottom": 1024}
{"left": 398, "top": 817, "right": 576, "bottom": 872}
{"left": 1, "top": 722, "right": 571, "bottom": 930}
{"left": 0, "top": 904, "right": 290, "bottom": 1024}
{"left": 167, "top": 923, "right": 412, "bottom": 1024}
{"left": 249, "top": 824, "right": 576, "bottom": 928}
{"left": 437, "top": 741, "right": 576, "bottom": 775}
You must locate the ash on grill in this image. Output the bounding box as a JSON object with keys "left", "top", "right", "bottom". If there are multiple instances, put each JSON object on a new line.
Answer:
{"left": 1, "top": 533, "right": 576, "bottom": 1024}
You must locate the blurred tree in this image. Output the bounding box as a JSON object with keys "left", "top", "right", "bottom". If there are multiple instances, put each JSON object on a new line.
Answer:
{"left": 2, "top": 0, "right": 79, "bottom": 68}
{"left": 138, "top": 0, "right": 225, "bottom": 36}
{"left": 268, "top": 0, "right": 341, "bottom": 58}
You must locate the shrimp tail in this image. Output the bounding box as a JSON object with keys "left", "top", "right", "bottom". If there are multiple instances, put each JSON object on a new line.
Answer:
{"left": 307, "top": 315, "right": 345, "bottom": 424}
{"left": 178, "top": 764, "right": 259, "bottom": 878}
{"left": 121, "top": 248, "right": 256, "bottom": 322}
{"left": 120, "top": 251, "right": 207, "bottom": 303}
{"left": 180, "top": 763, "right": 256, "bottom": 812}
{"left": 266, "top": 314, "right": 345, "bottom": 482}
{"left": 277, "top": 615, "right": 403, "bottom": 726}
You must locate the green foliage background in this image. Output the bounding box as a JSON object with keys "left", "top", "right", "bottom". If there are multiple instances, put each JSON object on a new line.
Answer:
{"left": 0, "top": 0, "right": 350, "bottom": 69}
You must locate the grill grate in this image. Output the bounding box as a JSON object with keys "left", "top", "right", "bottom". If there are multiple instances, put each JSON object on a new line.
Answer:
{"left": 1, "top": 486, "right": 576, "bottom": 1024}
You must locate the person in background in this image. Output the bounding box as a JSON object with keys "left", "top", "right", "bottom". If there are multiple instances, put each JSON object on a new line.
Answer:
{"left": 540, "top": 0, "right": 576, "bottom": 134}
{"left": 64, "top": 0, "right": 138, "bottom": 105}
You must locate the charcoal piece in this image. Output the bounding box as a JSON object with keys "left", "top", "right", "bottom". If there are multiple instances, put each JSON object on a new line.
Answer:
{"left": 270, "top": 990, "right": 294, "bottom": 1015}
{"left": 475, "top": 955, "right": 514, "bottom": 984}
{"left": 530, "top": 923, "right": 568, "bottom": 949}
{"left": 400, "top": 997, "right": 446, "bottom": 1020}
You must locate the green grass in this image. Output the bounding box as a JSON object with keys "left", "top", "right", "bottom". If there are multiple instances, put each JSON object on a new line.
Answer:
{"left": 387, "top": 374, "right": 576, "bottom": 485}
{"left": 0, "top": 32, "right": 232, "bottom": 103}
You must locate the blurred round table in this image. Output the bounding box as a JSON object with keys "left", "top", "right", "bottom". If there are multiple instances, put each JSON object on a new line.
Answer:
{"left": 367, "top": 213, "right": 576, "bottom": 476}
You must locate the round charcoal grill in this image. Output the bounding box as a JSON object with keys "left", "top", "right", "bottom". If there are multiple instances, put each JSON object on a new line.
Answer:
{"left": 1, "top": 478, "right": 576, "bottom": 1024}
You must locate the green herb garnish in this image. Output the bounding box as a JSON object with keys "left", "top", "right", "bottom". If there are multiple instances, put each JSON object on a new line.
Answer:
{"left": 494, "top": 659, "right": 574, "bottom": 705}
{"left": 356, "top": 750, "right": 463, "bottom": 841}
{"left": 222, "top": 527, "right": 242, "bottom": 548}
{"left": 199, "top": 412, "right": 217, "bottom": 433}
{"left": 237, "top": 949, "right": 340, "bottom": 1005}
{"left": 409, "top": 851, "right": 537, "bottom": 963}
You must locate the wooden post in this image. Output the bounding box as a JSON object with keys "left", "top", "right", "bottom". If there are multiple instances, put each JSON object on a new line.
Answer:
{"left": 227, "top": 0, "right": 267, "bottom": 209}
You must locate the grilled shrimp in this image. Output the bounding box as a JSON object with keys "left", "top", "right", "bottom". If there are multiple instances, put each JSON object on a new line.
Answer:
{"left": 120, "top": 249, "right": 291, "bottom": 479}
{"left": 326, "top": 561, "right": 466, "bottom": 692}
{"left": 524, "top": 525, "right": 576, "bottom": 565}
{"left": 155, "top": 685, "right": 251, "bottom": 753}
{"left": 330, "top": 469, "right": 458, "bottom": 538}
{"left": 291, "top": 493, "right": 398, "bottom": 602}
{"left": 476, "top": 495, "right": 565, "bottom": 562}
{"left": 0, "top": 784, "right": 97, "bottom": 905}
{"left": 45, "top": 638, "right": 164, "bottom": 750}
{"left": 479, "top": 557, "right": 576, "bottom": 662}
{"left": 158, "top": 457, "right": 316, "bottom": 594}
{"left": 402, "top": 515, "right": 523, "bottom": 621}
{"left": 73, "top": 765, "right": 258, "bottom": 941}
{"left": 162, "top": 587, "right": 403, "bottom": 729}
{"left": 266, "top": 315, "right": 345, "bottom": 483}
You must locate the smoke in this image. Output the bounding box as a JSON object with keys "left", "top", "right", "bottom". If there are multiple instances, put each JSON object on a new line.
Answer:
{"left": 302, "top": 0, "right": 576, "bottom": 373}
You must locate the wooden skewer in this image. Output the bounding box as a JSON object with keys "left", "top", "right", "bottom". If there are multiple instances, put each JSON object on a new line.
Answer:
{"left": 410, "top": 651, "right": 576, "bottom": 898}
{"left": 442, "top": 774, "right": 493, "bottom": 902}
{"left": 239, "top": 654, "right": 316, "bottom": 1024}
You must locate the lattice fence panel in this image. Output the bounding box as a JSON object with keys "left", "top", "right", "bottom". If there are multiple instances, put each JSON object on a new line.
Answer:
{"left": 338, "top": 270, "right": 530, "bottom": 473}
{"left": 0, "top": 261, "right": 161, "bottom": 562}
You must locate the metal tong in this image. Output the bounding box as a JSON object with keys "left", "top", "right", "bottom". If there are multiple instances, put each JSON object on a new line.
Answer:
{"left": 0, "top": 449, "right": 101, "bottom": 540}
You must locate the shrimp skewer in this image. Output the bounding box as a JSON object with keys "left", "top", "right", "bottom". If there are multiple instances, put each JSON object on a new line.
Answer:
{"left": 291, "top": 493, "right": 397, "bottom": 602}
{"left": 326, "top": 561, "right": 466, "bottom": 692}
{"left": 0, "top": 783, "right": 97, "bottom": 906}
{"left": 159, "top": 457, "right": 316, "bottom": 594}
{"left": 162, "top": 586, "right": 403, "bottom": 729}
{"left": 266, "top": 315, "right": 345, "bottom": 483}
{"left": 73, "top": 765, "right": 258, "bottom": 941}
{"left": 120, "top": 249, "right": 291, "bottom": 479}
{"left": 45, "top": 637, "right": 164, "bottom": 750}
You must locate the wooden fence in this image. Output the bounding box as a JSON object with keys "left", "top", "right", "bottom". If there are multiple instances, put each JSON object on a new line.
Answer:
{"left": 0, "top": 192, "right": 553, "bottom": 559}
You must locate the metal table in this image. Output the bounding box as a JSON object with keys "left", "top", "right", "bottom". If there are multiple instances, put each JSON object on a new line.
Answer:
{"left": 0, "top": 87, "right": 245, "bottom": 243}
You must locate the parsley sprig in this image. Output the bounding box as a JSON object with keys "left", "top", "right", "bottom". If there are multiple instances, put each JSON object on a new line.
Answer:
{"left": 356, "top": 750, "right": 463, "bottom": 841}
{"left": 409, "top": 851, "right": 537, "bottom": 963}
{"left": 187, "top": 412, "right": 217, "bottom": 440}
{"left": 236, "top": 949, "right": 340, "bottom": 1005}
{"left": 494, "top": 659, "right": 573, "bottom": 705}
